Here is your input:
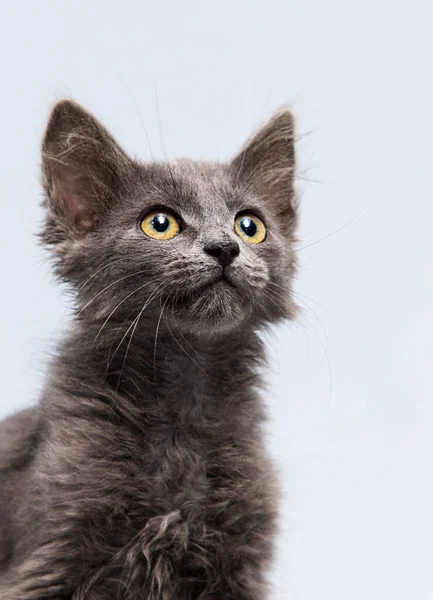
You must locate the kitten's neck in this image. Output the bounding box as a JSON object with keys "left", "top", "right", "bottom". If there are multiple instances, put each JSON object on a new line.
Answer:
{"left": 47, "top": 318, "right": 265, "bottom": 425}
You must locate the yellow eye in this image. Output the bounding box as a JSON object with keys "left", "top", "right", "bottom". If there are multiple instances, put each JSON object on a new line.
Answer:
{"left": 234, "top": 213, "right": 266, "bottom": 244}
{"left": 140, "top": 210, "right": 180, "bottom": 240}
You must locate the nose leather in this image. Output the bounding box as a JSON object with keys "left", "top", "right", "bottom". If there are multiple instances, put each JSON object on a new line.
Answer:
{"left": 204, "top": 240, "right": 240, "bottom": 268}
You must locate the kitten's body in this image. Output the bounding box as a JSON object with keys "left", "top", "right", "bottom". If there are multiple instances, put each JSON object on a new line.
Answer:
{"left": 0, "top": 103, "right": 298, "bottom": 599}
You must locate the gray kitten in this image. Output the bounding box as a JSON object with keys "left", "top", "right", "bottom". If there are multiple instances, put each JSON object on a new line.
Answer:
{"left": 0, "top": 100, "right": 298, "bottom": 599}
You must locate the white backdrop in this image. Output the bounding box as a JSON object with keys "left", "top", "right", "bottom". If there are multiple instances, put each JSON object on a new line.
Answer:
{"left": 0, "top": 2, "right": 432, "bottom": 598}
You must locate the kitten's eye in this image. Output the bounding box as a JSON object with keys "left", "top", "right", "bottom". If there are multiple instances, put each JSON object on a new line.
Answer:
{"left": 234, "top": 214, "right": 266, "bottom": 244}
{"left": 140, "top": 210, "right": 180, "bottom": 240}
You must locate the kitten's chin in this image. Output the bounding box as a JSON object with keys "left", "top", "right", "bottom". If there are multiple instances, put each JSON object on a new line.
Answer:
{"left": 167, "top": 281, "right": 250, "bottom": 336}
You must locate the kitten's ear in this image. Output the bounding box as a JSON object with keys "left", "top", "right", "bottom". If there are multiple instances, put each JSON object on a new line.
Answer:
{"left": 231, "top": 109, "right": 297, "bottom": 225}
{"left": 42, "top": 100, "right": 132, "bottom": 239}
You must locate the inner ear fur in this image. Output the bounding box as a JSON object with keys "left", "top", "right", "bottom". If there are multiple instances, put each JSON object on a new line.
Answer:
{"left": 232, "top": 109, "right": 297, "bottom": 224}
{"left": 42, "top": 99, "right": 132, "bottom": 236}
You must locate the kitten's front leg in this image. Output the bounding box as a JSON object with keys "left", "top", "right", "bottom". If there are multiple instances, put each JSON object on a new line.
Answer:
{"left": 207, "top": 475, "right": 277, "bottom": 600}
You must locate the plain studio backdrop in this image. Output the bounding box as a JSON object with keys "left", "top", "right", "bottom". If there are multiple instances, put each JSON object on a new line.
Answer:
{"left": 0, "top": 1, "right": 432, "bottom": 598}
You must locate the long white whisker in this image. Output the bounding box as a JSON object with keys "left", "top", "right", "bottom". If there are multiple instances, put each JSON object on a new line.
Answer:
{"left": 153, "top": 293, "right": 170, "bottom": 381}
{"left": 164, "top": 304, "right": 203, "bottom": 372}
{"left": 116, "top": 284, "right": 167, "bottom": 390}
{"left": 89, "top": 280, "right": 157, "bottom": 351}
{"left": 114, "top": 71, "right": 156, "bottom": 162}
{"left": 77, "top": 269, "right": 150, "bottom": 316}
{"left": 110, "top": 283, "right": 168, "bottom": 388}
{"left": 78, "top": 257, "right": 130, "bottom": 292}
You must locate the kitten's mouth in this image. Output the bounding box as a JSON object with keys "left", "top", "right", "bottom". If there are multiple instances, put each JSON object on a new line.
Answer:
{"left": 169, "top": 270, "right": 238, "bottom": 310}
{"left": 212, "top": 271, "right": 236, "bottom": 289}
{"left": 190, "top": 269, "right": 237, "bottom": 293}
{"left": 164, "top": 268, "right": 248, "bottom": 333}
{"left": 192, "top": 272, "right": 237, "bottom": 297}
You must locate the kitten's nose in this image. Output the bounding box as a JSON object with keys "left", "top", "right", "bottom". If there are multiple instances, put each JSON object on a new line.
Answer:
{"left": 204, "top": 240, "right": 240, "bottom": 268}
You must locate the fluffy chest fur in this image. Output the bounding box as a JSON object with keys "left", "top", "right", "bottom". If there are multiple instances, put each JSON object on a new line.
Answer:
{"left": 19, "top": 331, "right": 277, "bottom": 599}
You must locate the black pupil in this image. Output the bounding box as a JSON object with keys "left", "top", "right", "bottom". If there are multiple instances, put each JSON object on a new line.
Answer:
{"left": 241, "top": 217, "right": 257, "bottom": 237}
{"left": 152, "top": 214, "right": 170, "bottom": 232}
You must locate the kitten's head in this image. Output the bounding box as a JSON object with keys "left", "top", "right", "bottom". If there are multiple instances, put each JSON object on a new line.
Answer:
{"left": 41, "top": 100, "right": 298, "bottom": 336}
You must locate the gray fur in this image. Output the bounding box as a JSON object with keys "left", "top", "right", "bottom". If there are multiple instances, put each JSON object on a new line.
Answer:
{"left": 0, "top": 100, "right": 298, "bottom": 599}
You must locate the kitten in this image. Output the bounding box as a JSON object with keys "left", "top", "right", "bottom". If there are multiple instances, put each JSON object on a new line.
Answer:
{"left": 0, "top": 100, "right": 298, "bottom": 599}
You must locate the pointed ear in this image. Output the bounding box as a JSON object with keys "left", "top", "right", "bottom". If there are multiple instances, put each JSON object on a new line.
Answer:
{"left": 41, "top": 100, "right": 132, "bottom": 239}
{"left": 231, "top": 109, "right": 297, "bottom": 225}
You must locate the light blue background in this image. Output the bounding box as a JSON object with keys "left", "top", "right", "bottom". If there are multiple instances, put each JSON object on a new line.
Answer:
{"left": 0, "top": 1, "right": 432, "bottom": 598}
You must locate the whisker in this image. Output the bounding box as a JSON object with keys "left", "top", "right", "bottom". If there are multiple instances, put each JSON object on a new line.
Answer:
{"left": 164, "top": 304, "right": 204, "bottom": 373}
{"left": 167, "top": 238, "right": 188, "bottom": 260}
{"left": 89, "top": 280, "right": 157, "bottom": 352}
{"left": 103, "top": 294, "right": 154, "bottom": 381}
{"left": 153, "top": 293, "right": 171, "bottom": 381}
{"left": 260, "top": 289, "right": 285, "bottom": 315}
{"left": 154, "top": 81, "right": 168, "bottom": 161}
{"left": 294, "top": 289, "right": 369, "bottom": 409}
{"left": 295, "top": 198, "right": 373, "bottom": 254}
{"left": 153, "top": 82, "right": 183, "bottom": 211}
{"left": 77, "top": 269, "right": 150, "bottom": 316}
{"left": 291, "top": 291, "right": 329, "bottom": 356}
{"left": 78, "top": 257, "right": 130, "bottom": 292}
{"left": 114, "top": 314, "right": 142, "bottom": 392}
{"left": 265, "top": 281, "right": 333, "bottom": 417}
{"left": 269, "top": 197, "right": 374, "bottom": 255}
{"left": 114, "top": 283, "right": 168, "bottom": 389}
{"left": 167, "top": 292, "right": 202, "bottom": 362}
{"left": 114, "top": 71, "right": 156, "bottom": 162}
{"left": 304, "top": 310, "right": 333, "bottom": 420}
{"left": 291, "top": 293, "right": 333, "bottom": 418}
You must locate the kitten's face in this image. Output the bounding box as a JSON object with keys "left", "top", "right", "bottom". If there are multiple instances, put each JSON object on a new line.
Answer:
{"left": 41, "top": 101, "right": 298, "bottom": 336}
